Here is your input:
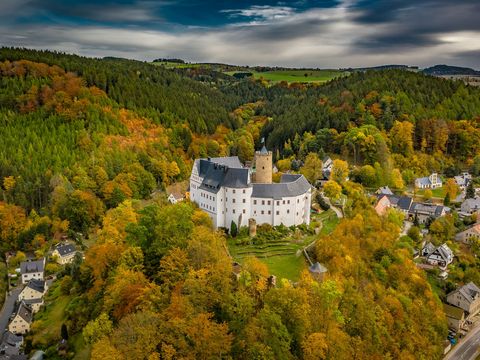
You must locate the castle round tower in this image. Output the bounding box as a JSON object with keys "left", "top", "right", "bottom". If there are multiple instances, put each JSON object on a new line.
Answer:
{"left": 254, "top": 142, "right": 272, "bottom": 184}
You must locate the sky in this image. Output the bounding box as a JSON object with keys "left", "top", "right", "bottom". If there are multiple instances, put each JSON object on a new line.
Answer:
{"left": 1, "top": 0, "right": 480, "bottom": 68}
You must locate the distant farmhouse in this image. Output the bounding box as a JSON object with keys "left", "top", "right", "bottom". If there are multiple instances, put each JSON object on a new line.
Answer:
{"left": 20, "top": 258, "right": 45, "bottom": 284}
{"left": 189, "top": 144, "right": 312, "bottom": 230}
{"left": 18, "top": 279, "right": 48, "bottom": 313}
{"left": 460, "top": 197, "right": 480, "bottom": 215}
{"left": 52, "top": 243, "right": 77, "bottom": 265}
{"left": 167, "top": 192, "right": 185, "bottom": 204}
{"left": 415, "top": 173, "right": 442, "bottom": 189}
{"left": 455, "top": 172, "right": 472, "bottom": 189}
{"left": 374, "top": 192, "right": 449, "bottom": 223}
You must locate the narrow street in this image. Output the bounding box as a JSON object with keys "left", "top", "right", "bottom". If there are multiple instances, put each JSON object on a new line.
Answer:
{"left": 0, "top": 286, "right": 22, "bottom": 334}
{"left": 445, "top": 324, "right": 480, "bottom": 360}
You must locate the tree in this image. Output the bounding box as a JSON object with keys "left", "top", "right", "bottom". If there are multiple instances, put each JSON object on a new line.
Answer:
{"left": 423, "top": 189, "right": 433, "bottom": 201}
{"left": 83, "top": 313, "right": 114, "bottom": 344}
{"left": 323, "top": 180, "right": 342, "bottom": 202}
{"left": 466, "top": 181, "right": 475, "bottom": 199}
{"left": 407, "top": 226, "right": 421, "bottom": 242}
{"left": 444, "top": 178, "right": 458, "bottom": 200}
{"left": 390, "top": 168, "right": 404, "bottom": 190}
{"left": 300, "top": 153, "right": 323, "bottom": 184}
{"left": 61, "top": 323, "right": 69, "bottom": 340}
{"left": 389, "top": 121, "right": 414, "bottom": 156}
{"left": 444, "top": 193, "right": 451, "bottom": 206}
{"left": 331, "top": 159, "right": 349, "bottom": 184}
{"left": 230, "top": 220, "right": 238, "bottom": 237}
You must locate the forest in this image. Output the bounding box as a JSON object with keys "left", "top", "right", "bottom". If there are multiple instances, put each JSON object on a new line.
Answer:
{"left": 1, "top": 47, "right": 480, "bottom": 359}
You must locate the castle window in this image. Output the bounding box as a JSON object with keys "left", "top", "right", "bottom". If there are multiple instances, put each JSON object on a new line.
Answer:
{"left": 268, "top": 211, "right": 271, "bottom": 215}
{"left": 261, "top": 210, "right": 264, "bottom": 215}
{"left": 276, "top": 211, "right": 279, "bottom": 215}
{"left": 287, "top": 200, "right": 290, "bottom": 204}
{"left": 297, "top": 199, "right": 299, "bottom": 203}
{"left": 254, "top": 200, "right": 257, "bottom": 205}
{"left": 243, "top": 209, "right": 246, "bottom": 214}
{"left": 233, "top": 189, "right": 236, "bottom": 194}
{"left": 287, "top": 210, "right": 290, "bottom": 214}
{"left": 262, "top": 200, "right": 265, "bottom": 205}
{"left": 233, "top": 199, "right": 236, "bottom": 203}
{"left": 243, "top": 189, "right": 246, "bottom": 194}
{"left": 277, "top": 201, "right": 280, "bottom": 206}
{"left": 233, "top": 209, "right": 236, "bottom": 214}
{"left": 283, "top": 200, "right": 285, "bottom": 204}
{"left": 262, "top": 166, "right": 265, "bottom": 170}
{"left": 267, "top": 201, "right": 271, "bottom": 205}
{"left": 243, "top": 199, "right": 246, "bottom": 203}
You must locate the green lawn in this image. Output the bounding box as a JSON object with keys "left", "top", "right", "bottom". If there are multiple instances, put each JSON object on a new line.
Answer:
{"left": 31, "top": 283, "right": 72, "bottom": 347}
{"left": 416, "top": 187, "right": 446, "bottom": 199}
{"left": 260, "top": 253, "right": 307, "bottom": 281}
{"left": 227, "top": 211, "right": 339, "bottom": 281}
{"left": 226, "top": 69, "right": 348, "bottom": 83}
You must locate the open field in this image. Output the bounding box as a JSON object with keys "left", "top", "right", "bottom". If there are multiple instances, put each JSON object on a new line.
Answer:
{"left": 226, "top": 69, "right": 349, "bottom": 83}
{"left": 227, "top": 209, "right": 339, "bottom": 281}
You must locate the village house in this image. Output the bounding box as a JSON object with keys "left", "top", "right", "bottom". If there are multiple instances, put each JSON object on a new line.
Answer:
{"left": 52, "top": 243, "right": 77, "bottom": 265}
{"left": 375, "top": 186, "right": 394, "bottom": 196}
{"left": 455, "top": 172, "right": 472, "bottom": 189}
{"left": 18, "top": 279, "right": 47, "bottom": 313}
{"left": 19, "top": 258, "right": 44, "bottom": 284}
{"left": 0, "top": 331, "right": 24, "bottom": 357}
{"left": 443, "top": 303, "right": 466, "bottom": 331}
{"left": 455, "top": 223, "right": 480, "bottom": 243}
{"left": 460, "top": 197, "right": 480, "bottom": 215}
{"left": 374, "top": 194, "right": 413, "bottom": 216}
{"left": 8, "top": 302, "right": 32, "bottom": 335}
{"left": 410, "top": 202, "right": 450, "bottom": 224}
{"left": 189, "top": 145, "right": 312, "bottom": 230}
{"left": 415, "top": 173, "right": 442, "bottom": 189}
{"left": 447, "top": 282, "right": 480, "bottom": 318}
{"left": 167, "top": 191, "right": 185, "bottom": 204}
{"left": 422, "top": 242, "right": 453, "bottom": 269}
{"left": 322, "top": 156, "right": 333, "bottom": 179}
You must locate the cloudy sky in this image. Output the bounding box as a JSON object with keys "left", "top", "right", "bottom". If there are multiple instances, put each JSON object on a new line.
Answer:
{"left": 1, "top": 0, "right": 479, "bottom": 68}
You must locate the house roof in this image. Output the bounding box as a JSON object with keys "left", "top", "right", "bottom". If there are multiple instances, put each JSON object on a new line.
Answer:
{"left": 2, "top": 331, "right": 23, "bottom": 346}
{"left": 376, "top": 186, "right": 394, "bottom": 195}
{"left": 423, "top": 242, "right": 436, "bottom": 256}
{"left": 54, "top": 244, "right": 76, "bottom": 257}
{"left": 455, "top": 173, "right": 471, "bottom": 187}
{"left": 411, "top": 202, "right": 447, "bottom": 217}
{"left": 455, "top": 282, "right": 480, "bottom": 304}
{"left": 25, "top": 279, "right": 46, "bottom": 294}
{"left": 443, "top": 303, "right": 465, "bottom": 320}
{"left": 20, "top": 259, "right": 44, "bottom": 274}
{"left": 461, "top": 197, "right": 480, "bottom": 211}
{"left": 252, "top": 174, "right": 311, "bottom": 199}
{"left": 309, "top": 262, "right": 328, "bottom": 274}
{"left": 14, "top": 302, "right": 32, "bottom": 324}
{"left": 416, "top": 176, "right": 432, "bottom": 186}
{"left": 23, "top": 298, "right": 43, "bottom": 306}
{"left": 258, "top": 145, "right": 269, "bottom": 155}
{"left": 198, "top": 157, "right": 243, "bottom": 176}
{"left": 435, "top": 244, "right": 454, "bottom": 262}
{"left": 376, "top": 194, "right": 412, "bottom": 211}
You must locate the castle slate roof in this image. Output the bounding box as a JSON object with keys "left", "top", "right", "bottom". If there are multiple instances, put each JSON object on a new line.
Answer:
{"left": 54, "top": 244, "right": 76, "bottom": 257}
{"left": 199, "top": 160, "right": 250, "bottom": 194}
{"left": 20, "top": 259, "right": 44, "bottom": 275}
{"left": 252, "top": 174, "right": 311, "bottom": 199}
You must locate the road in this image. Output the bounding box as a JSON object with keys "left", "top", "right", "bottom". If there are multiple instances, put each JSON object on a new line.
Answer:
{"left": 0, "top": 286, "right": 22, "bottom": 334}
{"left": 445, "top": 325, "right": 480, "bottom": 360}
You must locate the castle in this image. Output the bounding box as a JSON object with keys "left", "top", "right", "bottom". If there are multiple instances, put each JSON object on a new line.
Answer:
{"left": 189, "top": 145, "right": 312, "bottom": 230}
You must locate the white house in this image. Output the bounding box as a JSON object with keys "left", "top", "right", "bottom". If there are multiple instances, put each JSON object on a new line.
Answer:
{"left": 8, "top": 302, "right": 32, "bottom": 335}
{"left": 167, "top": 192, "right": 185, "bottom": 204}
{"left": 189, "top": 147, "right": 312, "bottom": 231}
{"left": 322, "top": 156, "right": 333, "bottom": 179}
{"left": 422, "top": 242, "right": 453, "bottom": 269}
{"left": 415, "top": 173, "right": 442, "bottom": 189}
{"left": 18, "top": 279, "right": 47, "bottom": 313}
{"left": 52, "top": 243, "right": 77, "bottom": 265}
{"left": 20, "top": 258, "right": 45, "bottom": 284}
